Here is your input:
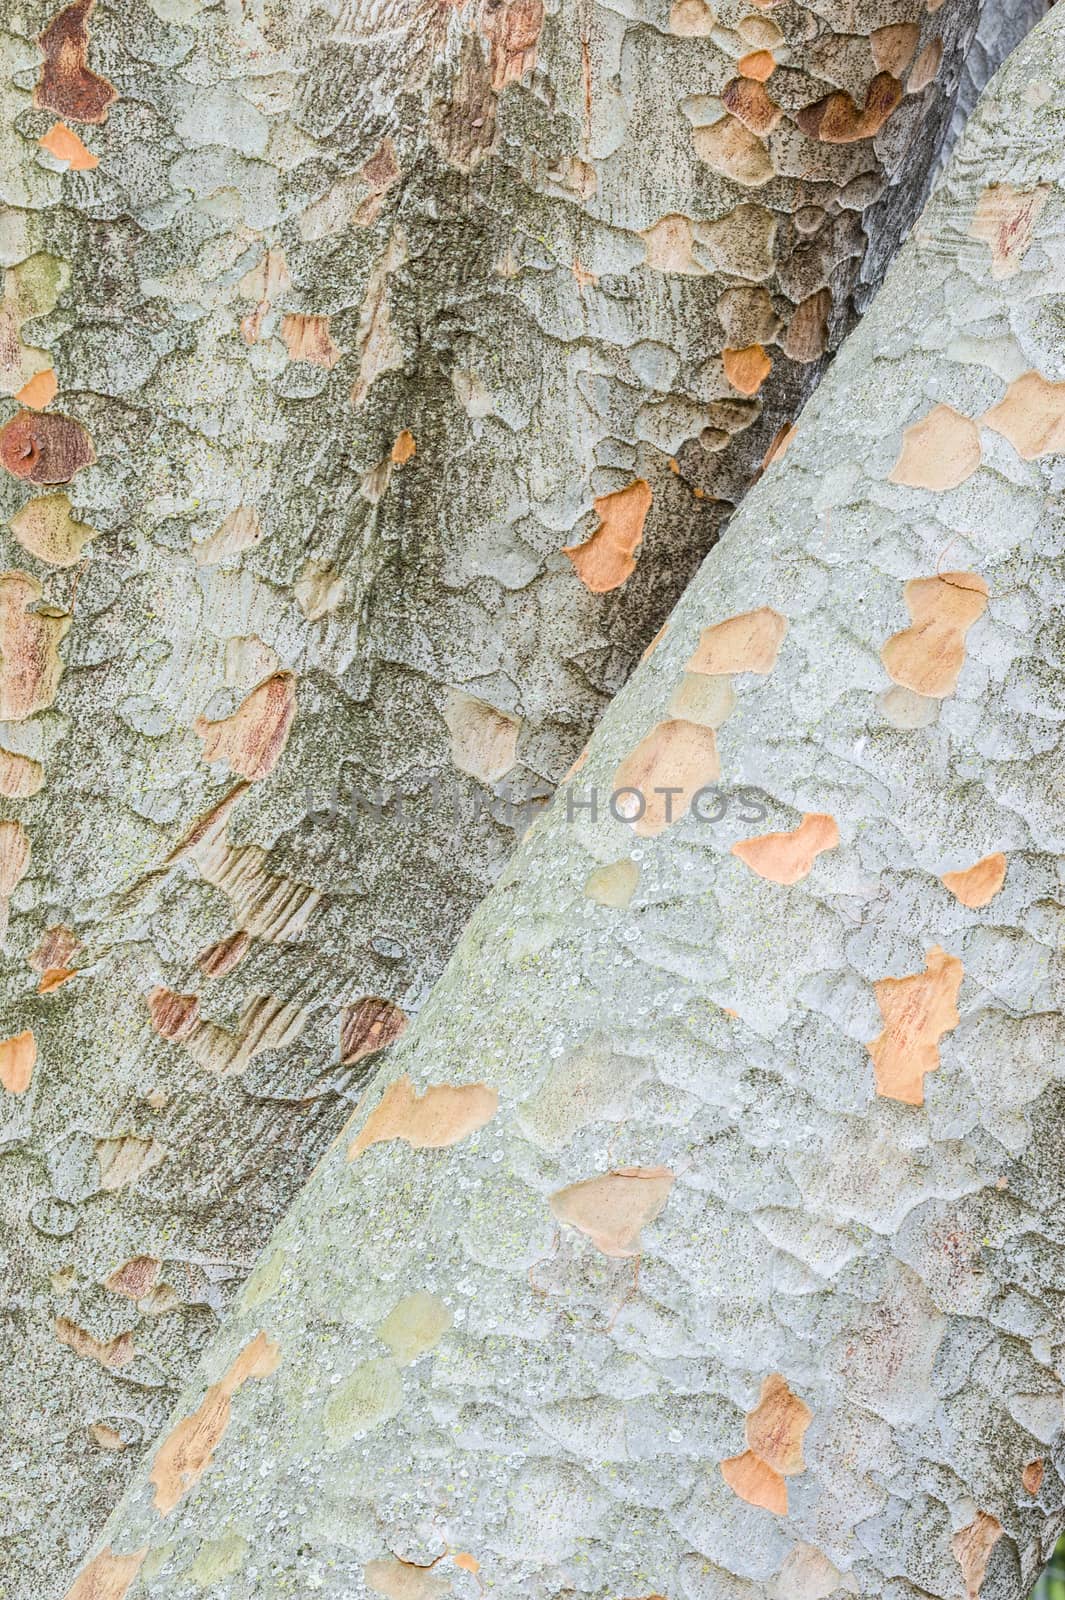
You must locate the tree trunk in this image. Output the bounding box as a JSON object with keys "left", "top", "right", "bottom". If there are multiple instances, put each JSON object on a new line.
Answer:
{"left": 63, "top": 8, "right": 1065, "bottom": 1598}
{"left": 0, "top": 0, "right": 1042, "bottom": 1591}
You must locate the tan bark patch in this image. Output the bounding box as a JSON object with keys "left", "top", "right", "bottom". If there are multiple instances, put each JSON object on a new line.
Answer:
{"left": 770, "top": 1543, "right": 847, "bottom": 1600}
{"left": 746, "top": 1373, "right": 812, "bottom": 1475}
{"left": 17, "top": 368, "right": 59, "bottom": 408}
{"left": 982, "top": 370, "right": 1065, "bottom": 459}
{"left": 693, "top": 116, "right": 773, "bottom": 186}
{"left": 0, "top": 410, "right": 95, "bottom": 484}
{"left": 239, "top": 247, "right": 290, "bottom": 343}
{"left": 10, "top": 492, "right": 97, "bottom": 567}
{"left": 30, "top": 924, "right": 79, "bottom": 972}
{"left": 796, "top": 72, "right": 902, "bottom": 143}
{"left": 721, "top": 78, "right": 781, "bottom": 135}
{"left": 149, "top": 1332, "right": 280, "bottom": 1515}
{"left": 952, "top": 1512, "right": 1002, "bottom": 1598}
{"left": 783, "top": 289, "right": 831, "bottom": 363}
{"left": 38, "top": 965, "right": 75, "bottom": 993}
{"left": 732, "top": 813, "right": 839, "bottom": 885}
{"left": 0, "top": 748, "right": 44, "bottom": 797}
{"left": 55, "top": 1317, "right": 134, "bottom": 1371}
{"left": 612, "top": 719, "right": 721, "bottom": 838}
{"left": 88, "top": 1423, "right": 126, "bottom": 1451}
{"left": 0, "top": 818, "right": 31, "bottom": 898}
{"left": 969, "top": 183, "right": 1049, "bottom": 278}
{"left": 758, "top": 422, "right": 796, "bottom": 476}
{"left": 391, "top": 429, "right": 416, "bottom": 465}
{"left": 563, "top": 479, "right": 653, "bottom": 592}
{"left": 941, "top": 853, "right": 1006, "bottom": 908}
{"left": 550, "top": 1166, "right": 674, "bottom": 1257}
{"left": 62, "top": 1546, "right": 146, "bottom": 1600}
{"left": 871, "top": 23, "right": 919, "bottom": 75}
{"left": 39, "top": 121, "right": 98, "bottom": 169}
{"left": 478, "top": 0, "right": 544, "bottom": 90}
{"left": 881, "top": 571, "right": 988, "bottom": 698}
{"left": 105, "top": 1256, "right": 160, "bottom": 1300}
{"left": 641, "top": 215, "right": 705, "bottom": 276}
{"left": 738, "top": 50, "right": 775, "bottom": 80}
{"left": 352, "top": 233, "right": 405, "bottom": 407}
{"left": 907, "top": 37, "right": 942, "bottom": 92}
{"left": 95, "top": 1134, "right": 166, "bottom": 1191}
{"left": 349, "top": 1075, "right": 499, "bottom": 1161}
{"left": 197, "top": 930, "right": 250, "bottom": 979}
{"left": 867, "top": 945, "right": 963, "bottom": 1105}
{"left": 686, "top": 607, "right": 788, "bottom": 676}
{"left": 364, "top": 1558, "right": 451, "bottom": 1600}
{"left": 723, "top": 344, "right": 772, "bottom": 395}
{"left": 702, "top": 203, "right": 777, "bottom": 279}
{"left": 294, "top": 560, "right": 346, "bottom": 621}
{"left": 669, "top": 0, "right": 715, "bottom": 33}
{"left": 340, "top": 996, "right": 408, "bottom": 1064}
{"left": 146, "top": 986, "right": 200, "bottom": 1043}
{"left": 35, "top": 0, "right": 117, "bottom": 124}
{"left": 195, "top": 673, "right": 296, "bottom": 782}
{"left": 584, "top": 858, "right": 640, "bottom": 909}
{"left": 280, "top": 313, "right": 341, "bottom": 369}
{"left": 0, "top": 571, "right": 70, "bottom": 720}
{"left": 192, "top": 505, "right": 263, "bottom": 567}
{"left": 0, "top": 1029, "right": 36, "bottom": 1094}
{"left": 1022, "top": 1459, "right": 1044, "bottom": 1495}
{"left": 888, "top": 404, "right": 981, "bottom": 490}
{"left": 720, "top": 1449, "right": 788, "bottom": 1513}
{"left": 443, "top": 688, "right": 521, "bottom": 782}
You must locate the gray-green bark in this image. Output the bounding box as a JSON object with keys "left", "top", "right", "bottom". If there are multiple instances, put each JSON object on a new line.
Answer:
{"left": 64, "top": 8, "right": 1065, "bottom": 1598}
{"left": 0, "top": 0, "right": 1043, "bottom": 1592}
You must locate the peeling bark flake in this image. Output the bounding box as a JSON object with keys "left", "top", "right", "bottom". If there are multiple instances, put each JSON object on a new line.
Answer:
{"left": 0, "top": 572, "right": 70, "bottom": 720}
{"left": 732, "top": 813, "right": 839, "bottom": 884}
{"left": 745, "top": 1373, "right": 812, "bottom": 1474}
{"left": 1022, "top": 1459, "right": 1044, "bottom": 1495}
{"left": 35, "top": 0, "right": 117, "bottom": 125}
{"left": 952, "top": 1512, "right": 1002, "bottom": 1598}
{"left": 888, "top": 403, "right": 981, "bottom": 490}
{"left": 280, "top": 314, "right": 341, "bottom": 369}
{"left": 348, "top": 1075, "right": 499, "bottom": 1161}
{"left": 194, "top": 673, "right": 296, "bottom": 782}
{"left": 982, "top": 370, "right": 1065, "bottom": 458}
{"left": 969, "top": 183, "right": 1049, "bottom": 278}
{"left": 612, "top": 719, "right": 721, "bottom": 837}
{"left": 146, "top": 986, "right": 201, "bottom": 1042}
{"left": 105, "top": 1256, "right": 160, "bottom": 1300}
{"left": 62, "top": 1547, "right": 146, "bottom": 1600}
{"left": 686, "top": 606, "right": 787, "bottom": 675}
{"left": 867, "top": 945, "right": 963, "bottom": 1105}
{"left": 563, "top": 479, "right": 653, "bottom": 593}
{"left": 941, "top": 852, "right": 1006, "bottom": 908}
{"left": 796, "top": 73, "right": 903, "bottom": 143}
{"left": 39, "top": 121, "right": 98, "bottom": 169}
{"left": 720, "top": 1449, "right": 788, "bottom": 1513}
{"left": 340, "top": 997, "right": 408, "bottom": 1064}
{"left": 477, "top": 0, "right": 544, "bottom": 90}
{"left": 0, "top": 1029, "right": 36, "bottom": 1094}
{"left": 443, "top": 688, "right": 520, "bottom": 782}
{"left": 55, "top": 1318, "right": 134, "bottom": 1371}
{"left": 0, "top": 411, "right": 95, "bottom": 484}
{"left": 881, "top": 571, "right": 988, "bottom": 698}
{"left": 549, "top": 1166, "right": 674, "bottom": 1256}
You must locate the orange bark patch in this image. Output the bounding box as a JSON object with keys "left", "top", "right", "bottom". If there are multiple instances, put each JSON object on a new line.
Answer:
{"left": 738, "top": 49, "right": 775, "bottom": 80}
{"left": 867, "top": 945, "right": 963, "bottom": 1105}
{"left": 146, "top": 986, "right": 200, "bottom": 1042}
{"left": 195, "top": 673, "right": 296, "bottom": 782}
{"left": 686, "top": 606, "right": 787, "bottom": 676}
{"left": 888, "top": 404, "right": 981, "bottom": 490}
{"left": 746, "top": 1373, "right": 812, "bottom": 1475}
{"left": 720, "top": 1449, "right": 787, "bottom": 1514}
{"left": 280, "top": 313, "right": 341, "bottom": 369}
{"left": 63, "top": 1547, "right": 146, "bottom": 1600}
{"left": 149, "top": 1332, "right": 280, "bottom": 1515}
{"left": 349, "top": 1074, "right": 499, "bottom": 1161}
{"left": 35, "top": 0, "right": 117, "bottom": 124}
{"left": 969, "top": 183, "right": 1049, "bottom": 279}
{"left": 0, "top": 1030, "right": 36, "bottom": 1094}
{"left": 982, "top": 371, "right": 1065, "bottom": 459}
{"left": 340, "top": 996, "right": 408, "bottom": 1064}
{"left": 612, "top": 719, "right": 721, "bottom": 838}
{"left": 55, "top": 1317, "right": 134, "bottom": 1371}
{"left": 17, "top": 367, "right": 59, "bottom": 407}
{"left": 0, "top": 572, "right": 70, "bottom": 720}
{"left": 391, "top": 429, "right": 416, "bottom": 464}
{"left": 796, "top": 72, "right": 902, "bottom": 142}
{"left": 881, "top": 571, "right": 988, "bottom": 698}
{"left": 550, "top": 1166, "right": 674, "bottom": 1257}
{"left": 1022, "top": 1459, "right": 1044, "bottom": 1495}
{"left": 478, "top": 0, "right": 544, "bottom": 89}
{"left": 723, "top": 344, "right": 772, "bottom": 395}
{"left": 39, "top": 121, "right": 97, "bottom": 169}
{"left": 907, "top": 37, "right": 942, "bottom": 92}
{"left": 105, "top": 1255, "right": 160, "bottom": 1300}
{"left": 732, "top": 813, "right": 839, "bottom": 885}
{"left": 197, "top": 930, "right": 250, "bottom": 979}
{"left": 0, "top": 410, "right": 94, "bottom": 483}
{"left": 871, "top": 22, "right": 919, "bottom": 74}
{"left": 941, "top": 853, "right": 1006, "bottom": 908}
{"left": 39, "top": 965, "right": 75, "bottom": 992}
{"left": 453, "top": 1554, "right": 479, "bottom": 1574}
{"left": 758, "top": 422, "right": 796, "bottom": 476}
{"left": 721, "top": 77, "right": 781, "bottom": 134}
{"left": 563, "top": 479, "right": 653, "bottom": 593}
{"left": 952, "top": 1512, "right": 1002, "bottom": 1599}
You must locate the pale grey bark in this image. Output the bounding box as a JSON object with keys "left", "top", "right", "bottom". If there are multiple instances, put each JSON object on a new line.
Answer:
{"left": 0, "top": 0, "right": 1041, "bottom": 1593}
{"left": 63, "top": 8, "right": 1065, "bottom": 1598}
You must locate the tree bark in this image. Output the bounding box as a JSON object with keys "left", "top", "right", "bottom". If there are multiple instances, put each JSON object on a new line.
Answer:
{"left": 0, "top": 0, "right": 1041, "bottom": 1591}
{"left": 63, "top": 7, "right": 1065, "bottom": 1598}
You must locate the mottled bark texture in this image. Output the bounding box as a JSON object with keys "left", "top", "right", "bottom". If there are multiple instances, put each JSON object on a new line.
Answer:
{"left": 63, "top": 9, "right": 1065, "bottom": 1598}
{"left": 0, "top": 0, "right": 1040, "bottom": 1593}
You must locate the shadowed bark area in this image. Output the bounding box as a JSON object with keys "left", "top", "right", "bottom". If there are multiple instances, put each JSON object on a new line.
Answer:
{"left": 0, "top": 0, "right": 1044, "bottom": 1592}
{"left": 64, "top": 9, "right": 1065, "bottom": 1597}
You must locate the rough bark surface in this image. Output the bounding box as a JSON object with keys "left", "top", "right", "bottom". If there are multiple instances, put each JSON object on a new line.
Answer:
{"left": 66, "top": 10, "right": 1065, "bottom": 1599}
{"left": 0, "top": 0, "right": 1042, "bottom": 1592}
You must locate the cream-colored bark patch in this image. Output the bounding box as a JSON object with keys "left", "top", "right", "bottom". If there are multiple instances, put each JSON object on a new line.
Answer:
{"left": 294, "top": 559, "right": 346, "bottom": 620}
{"left": 669, "top": 0, "right": 715, "bottom": 33}
{"left": 193, "top": 505, "right": 263, "bottom": 567}
{"left": 443, "top": 688, "right": 520, "bottom": 782}
{"left": 149, "top": 1332, "right": 279, "bottom": 1515}
{"left": 549, "top": 1166, "right": 674, "bottom": 1256}
{"left": 195, "top": 673, "right": 296, "bottom": 781}
{"left": 867, "top": 945, "right": 963, "bottom": 1105}
{"left": 982, "top": 370, "right": 1065, "bottom": 459}
{"left": 377, "top": 1291, "right": 453, "bottom": 1365}
{"left": 62, "top": 1547, "right": 146, "bottom": 1600}
{"left": 612, "top": 719, "right": 721, "bottom": 837}
{"left": 888, "top": 404, "right": 981, "bottom": 490}
{"left": 584, "top": 859, "right": 639, "bottom": 908}
{"left": 693, "top": 116, "right": 773, "bottom": 186}
{"left": 0, "top": 748, "right": 44, "bottom": 797}
{"left": 941, "top": 852, "right": 1006, "bottom": 908}
{"left": 732, "top": 813, "right": 839, "bottom": 885}
{"left": 10, "top": 493, "right": 97, "bottom": 567}
{"left": 364, "top": 1558, "right": 451, "bottom": 1600}
{"left": 55, "top": 1318, "right": 134, "bottom": 1371}
{"left": 0, "top": 572, "right": 70, "bottom": 720}
{"left": 349, "top": 1075, "right": 499, "bottom": 1160}
{"left": 952, "top": 1512, "right": 1002, "bottom": 1598}
{"left": 969, "top": 183, "right": 1049, "bottom": 278}
{"left": 280, "top": 313, "right": 341, "bottom": 369}
{"left": 0, "top": 1029, "right": 36, "bottom": 1094}
{"left": 687, "top": 607, "right": 787, "bottom": 675}
{"left": 563, "top": 480, "right": 653, "bottom": 592}
{"left": 668, "top": 672, "right": 736, "bottom": 729}
{"left": 95, "top": 1134, "right": 166, "bottom": 1191}
{"left": 880, "top": 572, "right": 988, "bottom": 698}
